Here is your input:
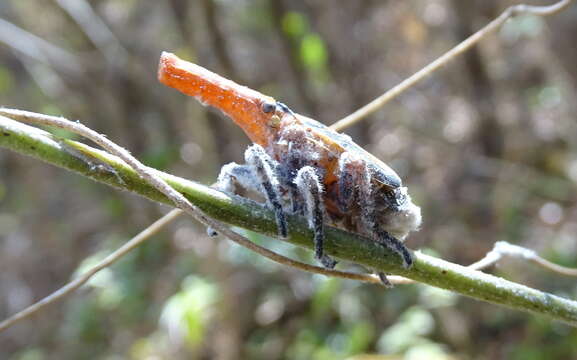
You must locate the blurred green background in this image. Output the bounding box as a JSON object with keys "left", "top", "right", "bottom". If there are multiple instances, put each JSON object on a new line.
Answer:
{"left": 1, "top": 1, "right": 577, "bottom": 359}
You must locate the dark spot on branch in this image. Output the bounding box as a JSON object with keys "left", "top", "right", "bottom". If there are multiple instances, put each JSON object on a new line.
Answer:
{"left": 2, "top": 132, "right": 9, "bottom": 136}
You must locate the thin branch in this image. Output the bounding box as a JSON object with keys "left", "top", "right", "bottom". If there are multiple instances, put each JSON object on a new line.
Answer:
{"left": 533, "top": 257, "right": 577, "bottom": 276}
{"left": 492, "top": 241, "right": 577, "bottom": 277}
{"left": 0, "top": 209, "right": 183, "bottom": 333}
{"left": 2, "top": 111, "right": 577, "bottom": 326}
{"left": 330, "top": 0, "right": 573, "bottom": 131}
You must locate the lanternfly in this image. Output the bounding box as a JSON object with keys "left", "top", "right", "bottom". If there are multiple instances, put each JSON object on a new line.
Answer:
{"left": 158, "top": 52, "right": 421, "bottom": 285}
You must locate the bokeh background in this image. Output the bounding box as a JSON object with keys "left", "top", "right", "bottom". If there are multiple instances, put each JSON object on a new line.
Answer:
{"left": 1, "top": 1, "right": 577, "bottom": 359}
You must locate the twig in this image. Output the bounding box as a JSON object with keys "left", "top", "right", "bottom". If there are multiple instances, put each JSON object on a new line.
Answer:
{"left": 330, "top": 0, "right": 573, "bottom": 131}
{"left": 2, "top": 112, "right": 577, "bottom": 326}
{"left": 0, "top": 209, "right": 183, "bottom": 333}
{"left": 491, "top": 241, "right": 577, "bottom": 276}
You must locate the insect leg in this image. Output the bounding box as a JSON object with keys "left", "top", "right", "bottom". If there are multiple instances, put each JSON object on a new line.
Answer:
{"left": 294, "top": 166, "right": 337, "bottom": 269}
{"left": 245, "top": 144, "right": 288, "bottom": 238}
{"left": 336, "top": 152, "right": 357, "bottom": 213}
{"left": 207, "top": 162, "right": 255, "bottom": 236}
{"left": 377, "top": 272, "right": 393, "bottom": 288}
{"left": 214, "top": 162, "right": 253, "bottom": 193}
{"left": 355, "top": 162, "right": 412, "bottom": 284}
{"left": 373, "top": 227, "right": 413, "bottom": 269}
{"left": 289, "top": 186, "right": 305, "bottom": 215}
{"left": 282, "top": 151, "right": 305, "bottom": 215}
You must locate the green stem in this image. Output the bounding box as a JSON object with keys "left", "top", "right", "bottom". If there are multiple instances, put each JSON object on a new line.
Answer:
{"left": 2, "top": 115, "right": 577, "bottom": 326}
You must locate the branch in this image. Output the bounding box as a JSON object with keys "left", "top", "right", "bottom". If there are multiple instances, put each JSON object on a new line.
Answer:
{"left": 387, "top": 240, "right": 577, "bottom": 285}
{"left": 0, "top": 109, "right": 393, "bottom": 332}
{"left": 2, "top": 112, "right": 577, "bottom": 326}
{"left": 330, "top": 0, "right": 573, "bottom": 131}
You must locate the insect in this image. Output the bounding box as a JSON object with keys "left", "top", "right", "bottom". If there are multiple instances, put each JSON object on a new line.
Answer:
{"left": 158, "top": 52, "right": 421, "bottom": 284}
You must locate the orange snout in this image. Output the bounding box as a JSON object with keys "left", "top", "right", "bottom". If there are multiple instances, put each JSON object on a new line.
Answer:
{"left": 158, "top": 52, "right": 277, "bottom": 147}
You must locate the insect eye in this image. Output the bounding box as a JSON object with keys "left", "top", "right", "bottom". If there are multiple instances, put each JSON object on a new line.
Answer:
{"left": 262, "top": 102, "right": 276, "bottom": 113}
{"left": 269, "top": 114, "right": 281, "bottom": 128}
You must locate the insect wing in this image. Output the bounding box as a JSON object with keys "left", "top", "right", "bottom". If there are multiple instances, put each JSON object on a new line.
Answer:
{"left": 297, "top": 116, "right": 402, "bottom": 189}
